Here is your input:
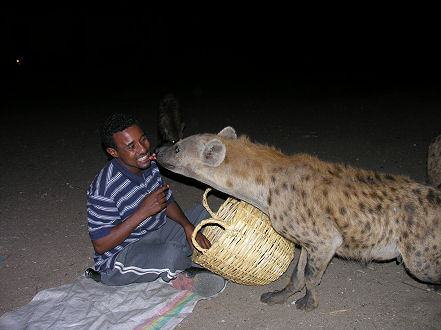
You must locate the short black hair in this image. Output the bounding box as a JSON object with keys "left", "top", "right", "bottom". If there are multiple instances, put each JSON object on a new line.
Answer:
{"left": 100, "top": 113, "right": 140, "bottom": 150}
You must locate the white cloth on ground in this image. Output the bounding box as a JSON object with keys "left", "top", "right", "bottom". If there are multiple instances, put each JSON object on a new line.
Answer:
{"left": 0, "top": 275, "right": 203, "bottom": 330}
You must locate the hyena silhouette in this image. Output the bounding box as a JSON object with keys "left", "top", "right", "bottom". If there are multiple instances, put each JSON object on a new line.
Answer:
{"left": 428, "top": 135, "right": 441, "bottom": 189}
{"left": 157, "top": 126, "right": 441, "bottom": 311}
{"left": 157, "top": 93, "right": 185, "bottom": 147}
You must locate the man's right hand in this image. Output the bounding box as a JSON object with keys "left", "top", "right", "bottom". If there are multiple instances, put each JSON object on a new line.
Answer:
{"left": 92, "top": 185, "right": 169, "bottom": 254}
{"left": 137, "top": 185, "right": 169, "bottom": 219}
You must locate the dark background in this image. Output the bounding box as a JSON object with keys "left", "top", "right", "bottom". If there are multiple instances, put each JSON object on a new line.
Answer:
{"left": 2, "top": 6, "right": 440, "bottom": 98}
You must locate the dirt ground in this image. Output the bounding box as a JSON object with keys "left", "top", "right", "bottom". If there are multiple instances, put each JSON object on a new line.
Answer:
{"left": 1, "top": 73, "right": 440, "bottom": 329}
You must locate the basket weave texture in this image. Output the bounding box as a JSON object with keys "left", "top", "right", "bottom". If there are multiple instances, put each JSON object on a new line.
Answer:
{"left": 191, "top": 189, "right": 295, "bottom": 286}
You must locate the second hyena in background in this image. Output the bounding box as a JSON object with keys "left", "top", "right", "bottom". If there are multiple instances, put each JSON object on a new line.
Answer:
{"left": 157, "top": 93, "right": 185, "bottom": 146}
{"left": 428, "top": 135, "right": 441, "bottom": 189}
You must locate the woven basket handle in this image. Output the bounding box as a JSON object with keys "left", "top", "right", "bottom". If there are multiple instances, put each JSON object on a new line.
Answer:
{"left": 202, "top": 188, "right": 218, "bottom": 218}
{"left": 192, "top": 219, "right": 230, "bottom": 252}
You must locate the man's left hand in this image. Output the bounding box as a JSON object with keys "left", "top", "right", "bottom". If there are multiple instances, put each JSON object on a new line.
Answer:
{"left": 185, "top": 227, "right": 211, "bottom": 250}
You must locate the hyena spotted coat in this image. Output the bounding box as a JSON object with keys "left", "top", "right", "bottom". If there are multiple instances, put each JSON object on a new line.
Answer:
{"left": 157, "top": 127, "right": 441, "bottom": 311}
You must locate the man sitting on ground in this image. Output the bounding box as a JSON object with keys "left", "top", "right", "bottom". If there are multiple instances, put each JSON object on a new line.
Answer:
{"left": 85, "top": 112, "right": 226, "bottom": 297}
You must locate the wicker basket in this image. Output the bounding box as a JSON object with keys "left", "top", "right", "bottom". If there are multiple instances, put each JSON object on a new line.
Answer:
{"left": 191, "top": 188, "right": 295, "bottom": 286}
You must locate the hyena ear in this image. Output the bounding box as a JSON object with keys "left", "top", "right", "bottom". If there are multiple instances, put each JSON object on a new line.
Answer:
{"left": 201, "top": 139, "right": 226, "bottom": 167}
{"left": 218, "top": 126, "right": 237, "bottom": 139}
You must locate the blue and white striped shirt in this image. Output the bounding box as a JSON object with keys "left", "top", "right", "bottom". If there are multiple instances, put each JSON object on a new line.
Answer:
{"left": 87, "top": 159, "right": 174, "bottom": 272}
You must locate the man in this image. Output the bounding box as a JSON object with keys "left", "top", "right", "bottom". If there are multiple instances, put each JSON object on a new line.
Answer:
{"left": 85, "top": 113, "right": 226, "bottom": 297}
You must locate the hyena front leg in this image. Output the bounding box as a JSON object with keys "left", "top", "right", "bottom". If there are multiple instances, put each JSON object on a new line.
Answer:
{"left": 261, "top": 247, "right": 307, "bottom": 305}
{"left": 295, "top": 228, "right": 343, "bottom": 311}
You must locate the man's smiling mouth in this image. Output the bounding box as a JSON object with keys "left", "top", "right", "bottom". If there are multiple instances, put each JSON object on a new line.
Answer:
{"left": 137, "top": 153, "right": 156, "bottom": 161}
{"left": 137, "top": 154, "right": 149, "bottom": 161}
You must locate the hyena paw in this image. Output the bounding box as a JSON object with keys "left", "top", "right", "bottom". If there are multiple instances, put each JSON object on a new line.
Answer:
{"left": 295, "top": 292, "right": 318, "bottom": 311}
{"left": 260, "top": 290, "right": 288, "bottom": 305}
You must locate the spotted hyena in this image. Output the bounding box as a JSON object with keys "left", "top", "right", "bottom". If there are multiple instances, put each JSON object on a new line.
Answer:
{"left": 428, "top": 135, "right": 441, "bottom": 189}
{"left": 156, "top": 126, "right": 441, "bottom": 311}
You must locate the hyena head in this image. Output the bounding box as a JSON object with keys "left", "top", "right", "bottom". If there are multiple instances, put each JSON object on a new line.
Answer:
{"left": 156, "top": 126, "right": 275, "bottom": 211}
{"left": 156, "top": 126, "right": 237, "bottom": 188}
{"left": 157, "top": 93, "right": 185, "bottom": 146}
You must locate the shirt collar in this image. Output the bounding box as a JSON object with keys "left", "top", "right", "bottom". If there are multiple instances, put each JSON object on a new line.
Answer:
{"left": 111, "top": 158, "right": 153, "bottom": 184}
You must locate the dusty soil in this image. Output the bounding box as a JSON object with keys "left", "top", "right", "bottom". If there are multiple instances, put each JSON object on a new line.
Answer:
{"left": 1, "top": 73, "right": 440, "bottom": 329}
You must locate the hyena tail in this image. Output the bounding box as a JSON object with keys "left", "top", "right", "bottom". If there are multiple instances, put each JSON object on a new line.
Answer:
{"left": 427, "top": 135, "right": 441, "bottom": 189}
{"left": 157, "top": 93, "right": 185, "bottom": 146}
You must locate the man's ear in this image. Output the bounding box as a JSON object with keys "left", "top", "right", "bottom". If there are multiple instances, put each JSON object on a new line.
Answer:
{"left": 201, "top": 138, "right": 226, "bottom": 167}
{"left": 106, "top": 147, "right": 118, "bottom": 158}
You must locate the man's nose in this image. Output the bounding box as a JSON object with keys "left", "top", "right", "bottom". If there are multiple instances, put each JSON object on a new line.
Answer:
{"left": 136, "top": 142, "right": 147, "bottom": 154}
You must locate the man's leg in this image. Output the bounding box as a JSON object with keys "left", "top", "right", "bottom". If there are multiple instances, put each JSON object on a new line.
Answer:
{"left": 101, "top": 238, "right": 191, "bottom": 286}
{"left": 100, "top": 204, "right": 210, "bottom": 285}
{"left": 165, "top": 203, "right": 227, "bottom": 297}
{"left": 98, "top": 203, "right": 226, "bottom": 297}
{"left": 161, "top": 203, "right": 211, "bottom": 249}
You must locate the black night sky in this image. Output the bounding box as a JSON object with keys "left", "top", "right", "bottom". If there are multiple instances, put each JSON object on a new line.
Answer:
{"left": 2, "top": 6, "right": 441, "bottom": 95}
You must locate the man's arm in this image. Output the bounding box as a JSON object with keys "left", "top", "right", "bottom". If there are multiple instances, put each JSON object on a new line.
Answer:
{"left": 166, "top": 201, "right": 211, "bottom": 250}
{"left": 92, "top": 185, "right": 169, "bottom": 254}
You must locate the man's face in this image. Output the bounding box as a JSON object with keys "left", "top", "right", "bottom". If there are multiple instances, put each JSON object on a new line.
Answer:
{"left": 106, "top": 124, "right": 152, "bottom": 175}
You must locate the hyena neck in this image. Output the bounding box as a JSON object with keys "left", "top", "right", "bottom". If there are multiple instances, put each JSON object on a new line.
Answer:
{"left": 210, "top": 177, "right": 269, "bottom": 214}
{"left": 205, "top": 160, "right": 271, "bottom": 213}
{"left": 207, "top": 138, "right": 295, "bottom": 214}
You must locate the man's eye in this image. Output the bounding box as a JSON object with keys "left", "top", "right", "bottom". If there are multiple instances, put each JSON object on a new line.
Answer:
{"left": 175, "top": 146, "right": 180, "bottom": 153}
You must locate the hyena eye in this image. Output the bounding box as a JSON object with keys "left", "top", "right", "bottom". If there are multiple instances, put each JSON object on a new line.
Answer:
{"left": 175, "top": 145, "right": 180, "bottom": 153}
